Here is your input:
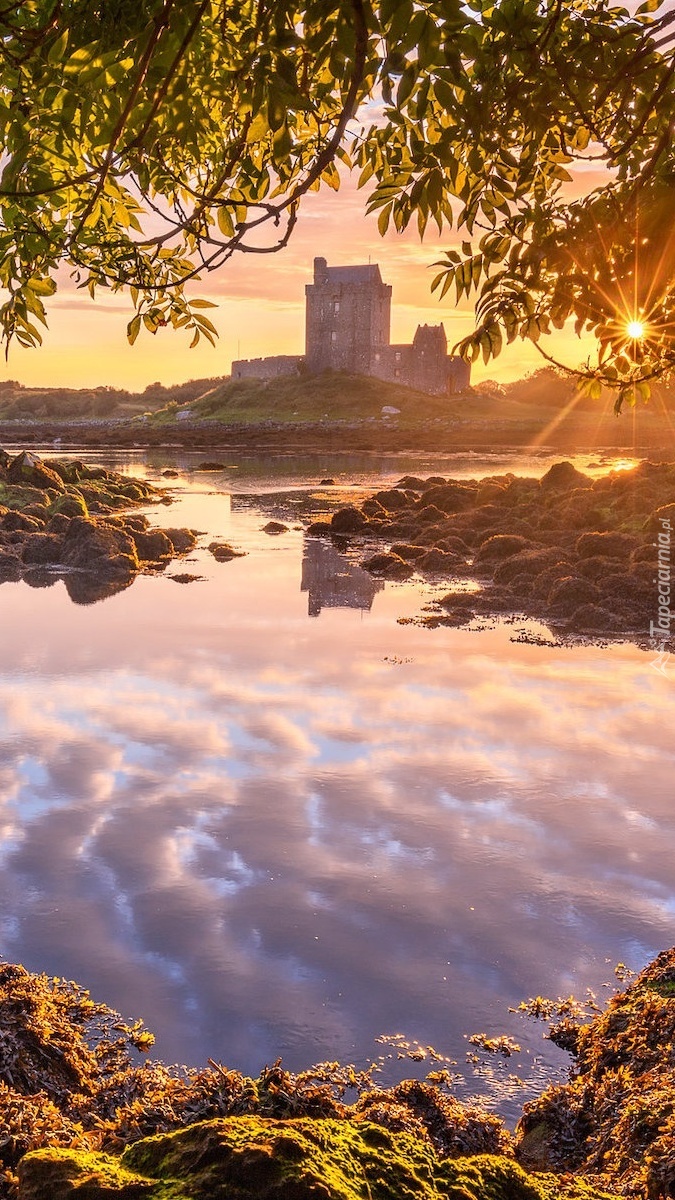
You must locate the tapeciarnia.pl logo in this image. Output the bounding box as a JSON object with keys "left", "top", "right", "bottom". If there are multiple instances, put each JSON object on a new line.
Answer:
{"left": 650, "top": 516, "right": 672, "bottom": 675}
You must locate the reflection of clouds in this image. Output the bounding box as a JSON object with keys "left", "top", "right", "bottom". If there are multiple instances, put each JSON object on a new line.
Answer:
{"left": 0, "top": 497, "right": 673, "bottom": 1103}
{"left": 241, "top": 712, "right": 316, "bottom": 762}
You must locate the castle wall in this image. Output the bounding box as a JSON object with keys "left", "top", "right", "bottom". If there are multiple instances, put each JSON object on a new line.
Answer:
{"left": 231, "top": 355, "right": 302, "bottom": 382}
{"left": 370, "top": 329, "right": 470, "bottom": 396}
{"left": 447, "top": 356, "right": 472, "bottom": 393}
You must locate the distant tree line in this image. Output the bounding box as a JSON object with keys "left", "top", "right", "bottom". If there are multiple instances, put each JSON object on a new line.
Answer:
{"left": 0, "top": 376, "right": 226, "bottom": 419}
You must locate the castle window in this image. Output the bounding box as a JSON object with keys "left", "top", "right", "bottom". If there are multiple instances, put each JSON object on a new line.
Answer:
{"left": 333, "top": 300, "right": 340, "bottom": 314}
{"left": 331, "top": 331, "right": 337, "bottom": 343}
{"left": 395, "top": 351, "right": 401, "bottom": 362}
{"left": 394, "top": 368, "right": 400, "bottom": 378}
{"left": 374, "top": 352, "right": 380, "bottom": 362}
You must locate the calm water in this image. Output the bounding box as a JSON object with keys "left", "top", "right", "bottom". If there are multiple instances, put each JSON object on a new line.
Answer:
{"left": 0, "top": 448, "right": 673, "bottom": 1121}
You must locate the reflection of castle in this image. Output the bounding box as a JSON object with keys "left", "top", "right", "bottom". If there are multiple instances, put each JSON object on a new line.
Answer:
{"left": 232, "top": 257, "right": 470, "bottom": 396}
{"left": 301, "top": 537, "right": 384, "bottom": 617}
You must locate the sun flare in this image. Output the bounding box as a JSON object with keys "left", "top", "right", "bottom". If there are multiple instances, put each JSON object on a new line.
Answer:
{"left": 626, "top": 319, "right": 645, "bottom": 340}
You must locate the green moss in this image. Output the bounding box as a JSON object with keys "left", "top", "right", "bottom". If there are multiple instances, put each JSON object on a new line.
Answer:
{"left": 122, "top": 1116, "right": 439, "bottom": 1200}
{"left": 19, "top": 1119, "right": 626, "bottom": 1200}
{"left": 18, "top": 1146, "right": 157, "bottom": 1199}
{"left": 115, "top": 1117, "right": 619, "bottom": 1200}
{"left": 0, "top": 481, "right": 49, "bottom": 510}
{"left": 534, "top": 1175, "right": 619, "bottom": 1200}
{"left": 645, "top": 979, "right": 675, "bottom": 997}
{"left": 48, "top": 492, "right": 89, "bottom": 519}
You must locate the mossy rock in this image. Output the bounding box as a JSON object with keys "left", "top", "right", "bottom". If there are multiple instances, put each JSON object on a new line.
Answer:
{"left": 0, "top": 482, "right": 50, "bottom": 511}
{"left": 48, "top": 493, "right": 89, "bottom": 519}
{"left": 118, "top": 482, "right": 148, "bottom": 502}
{"left": 49, "top": 460, "right": 84, "bottom": 485}
{"left": 18, "top": 1147, "right": 151, "bottom": 1199}
{"left": 18, "top": 1117, "right": 615, "bottom": 1200}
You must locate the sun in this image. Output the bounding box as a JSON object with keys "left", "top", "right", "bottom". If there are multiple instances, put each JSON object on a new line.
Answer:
{"left": 626, "top": 319, "right": 645, "bottom": 339}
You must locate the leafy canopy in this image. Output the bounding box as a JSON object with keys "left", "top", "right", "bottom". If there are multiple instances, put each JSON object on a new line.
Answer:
{"left": 1, "top": 0, "right": 675, "bottom": 405}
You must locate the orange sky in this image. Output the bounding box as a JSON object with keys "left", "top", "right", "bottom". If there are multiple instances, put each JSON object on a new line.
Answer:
{"left": 0, "top": 167, "right": 604, "bottom": 394}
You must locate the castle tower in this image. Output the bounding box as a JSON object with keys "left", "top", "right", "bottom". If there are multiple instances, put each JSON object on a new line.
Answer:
{"left": 305, "top": 256, "right": 392, "bottom": 373}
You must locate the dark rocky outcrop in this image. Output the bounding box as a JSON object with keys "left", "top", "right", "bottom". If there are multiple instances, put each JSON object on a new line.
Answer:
{"left": 539, "top": 460, "right": 593, "bottom": 492}
{"left": 7, "top": 451, "right": 65, "bottom": 492}
{"left": 331, "top": 506, "right": 369, "bottom": 533}
{"left": 130, "top": 528, "right": 175, "bottom": 564}
{"left": 0, "top": 449, "right": 198, "bottom": 604}
{"left": 303, "top": 460, "right": 675, "bottom": 646}
{"left": 362, "top": 551, "right": 414, "bottom": 579}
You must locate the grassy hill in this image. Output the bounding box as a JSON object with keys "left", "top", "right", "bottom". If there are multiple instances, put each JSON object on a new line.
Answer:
{"left": 143, "top": 372, "right": 437, "bottom": 424}
{"left": 142, "top": 366, "right": 671, "bottom": 425}
{"left": 142, "top": 371, "right": 501, "bottom": 427}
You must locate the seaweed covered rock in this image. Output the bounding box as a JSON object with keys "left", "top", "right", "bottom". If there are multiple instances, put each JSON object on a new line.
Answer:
{"left": 354, "top": 1080, "right": 510, "bottom": 1159}
{"left": 60, "top": 517, "right": 139, "bottom": 579}
{"left": 515, "top": 949, "right": 675, "bottom": 1197}
{"left": 361, "top": 551, "right": 413, "bottom": 579}
{"left": 130, "top": 528, "right": 174, "bottom": 564}
{"left": 327, "top": 460, "right": 675, "bottom": 645}
{"left": 539, "top": 461, "right": 592, "bottom": 492}
{"left": 209, "top": 541, "right": 246, "bottom": 561}
{"left": 6, "top": 451, "right": 64, "bottom": 493}
{"left": 331, "top": 506, "right": 368, "bottom": 533}
{"left": 17, "top": 1118, "right": 574, "bottom": 1200}
{"left": 0, "top": 450, "right": 198, "bottom": 602}
{"left": 0, "top": 963, "right": 153, "bottom": 1105}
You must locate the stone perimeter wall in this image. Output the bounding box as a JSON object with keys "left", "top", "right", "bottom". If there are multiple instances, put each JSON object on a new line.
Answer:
{"left": 230, "top": 355, "right": 303, "bottom": 382}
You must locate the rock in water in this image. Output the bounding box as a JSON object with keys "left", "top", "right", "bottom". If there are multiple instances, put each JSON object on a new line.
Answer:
{"left": 7, "top": 451, "right": 65, "bottom": 492}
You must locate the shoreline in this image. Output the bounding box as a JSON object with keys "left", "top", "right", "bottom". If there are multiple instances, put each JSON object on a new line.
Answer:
{"left": 3, "top": 952, "right": 674, "bottom": 1198}
{"left": 295, "top": 458, "right": 674, "bottom": 650}
{"left": 1, "top": 415, "right": 674, "bottom": 456}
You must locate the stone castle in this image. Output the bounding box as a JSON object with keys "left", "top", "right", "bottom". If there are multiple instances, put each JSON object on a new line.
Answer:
{"left": 231, "top": 257, "right": 470, "bottom": 396}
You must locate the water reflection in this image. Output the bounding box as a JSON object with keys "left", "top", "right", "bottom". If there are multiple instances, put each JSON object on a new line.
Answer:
{"left": 301, "top": 537, "right": 384, "bottom": 617}
{"left": 0, "top": 460, "right": 673, "bottom": 1123}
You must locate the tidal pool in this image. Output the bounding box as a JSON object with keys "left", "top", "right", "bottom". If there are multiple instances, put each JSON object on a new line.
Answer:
{"left": 0, "top": 448, "right": 672, "bottom": 1122}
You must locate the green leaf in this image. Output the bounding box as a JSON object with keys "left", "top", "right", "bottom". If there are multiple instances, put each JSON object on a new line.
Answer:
{"left": 217, "top": 207, "right": 235, "bottom": 237}
{"left": 48, "top": 30, "right": 69, "bottom": 64}
{"left": 127, "top": 315, "right": 141, "bottom": 346}
{"left": 28, "top": 277, "right": 57, "bottom": 297}
{"left": 377, "top": 204, "right": 392, "bottom": 236}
